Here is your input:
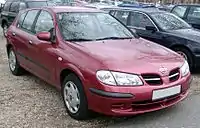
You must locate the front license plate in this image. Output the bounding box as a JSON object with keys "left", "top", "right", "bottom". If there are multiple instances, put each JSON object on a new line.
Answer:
{"left": 152, "top": 85, "right": 181, "bottom": 100}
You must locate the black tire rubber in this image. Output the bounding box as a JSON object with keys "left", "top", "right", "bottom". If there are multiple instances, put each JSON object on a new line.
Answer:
{"left": 61, "top": 73, "right": 89, "bottom": 120}
{"left": 8, "top": 48, "right": 25, "bottom": 76}
{"left": 3, "top": 23, "right": 8, "bottom": 37}
{"left": 173, "top": 47, "right": 194, "bottom": 70}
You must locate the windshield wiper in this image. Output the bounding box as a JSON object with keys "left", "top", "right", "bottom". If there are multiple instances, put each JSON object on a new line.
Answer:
{"left": 65, "top": 38, "right": 94, "bottom": 42}
{"left": 95, "top": 37, "right": 134, "bottom": 41}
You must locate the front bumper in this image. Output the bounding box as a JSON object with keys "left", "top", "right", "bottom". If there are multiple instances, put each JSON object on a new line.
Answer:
{"left": 87, "top": 74, "right": 192, "bottom": 116}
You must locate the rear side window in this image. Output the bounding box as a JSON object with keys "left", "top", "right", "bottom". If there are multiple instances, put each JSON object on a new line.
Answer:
{"left": 10, "top": 2, "right": 19, "bottom": 12}
{"left": 21, "top": 10, "right": 39, "bottom": 32}
{"left": 129, "top": 12, "right": 154, "bottom": 29}
{"left": 187, "top": 6, "right": 200, "bottom": 19}
{"left": 114, "top": 11, "right": 129, "bottom": 25}
{"left": 3, "top": 2, "right": 11, "bottom": 11}
{"left": 171, "top": 6, "right": 187, "bottom": 18}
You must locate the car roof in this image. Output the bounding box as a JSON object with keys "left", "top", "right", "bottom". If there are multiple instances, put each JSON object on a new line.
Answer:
{"left": 174, "top": 4, "right": 200, "bottom": 7}
{"left": 108, "top": 7, "right": 166, "bottom": 14}
{"left": 45, "top": 6, "right": 103, "bottom": 13}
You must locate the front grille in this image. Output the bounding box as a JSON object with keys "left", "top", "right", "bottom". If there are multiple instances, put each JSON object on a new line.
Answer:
{"left": 142, "top": 74, "right": 162, "bottom": 85}
{"left": 169, "top": 68, "right": 180, "bottom": 82}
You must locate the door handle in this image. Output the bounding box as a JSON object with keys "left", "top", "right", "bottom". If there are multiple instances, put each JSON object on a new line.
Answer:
{"left": 12, "top": 32, "right": 16, "bottom": 36}
{"left": 29, "top": 40, "right": 33, "bottom": 45}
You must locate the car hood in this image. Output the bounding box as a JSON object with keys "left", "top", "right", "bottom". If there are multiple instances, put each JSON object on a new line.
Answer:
{"left": 72, "top": 38, "right": 184, "bottom": 76}
{"left": 166, "top": 28, "right": 200, "bottom": 42}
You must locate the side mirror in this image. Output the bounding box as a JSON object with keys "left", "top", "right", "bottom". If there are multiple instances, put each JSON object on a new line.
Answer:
{"left": 36, "top": 32, "right": 51, "bottom": 41}
{"left": 145, "top": 26, "right": 157, "bottom": 32}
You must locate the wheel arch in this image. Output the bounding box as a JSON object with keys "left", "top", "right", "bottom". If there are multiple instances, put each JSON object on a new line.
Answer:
{"left": 59, "top": 65, "right": 85, "bottom": 87}
{"left": 170, "top": 44, "right": 195, "bottom": 68}
{"left": 6, "top": 44, "right": 13, "bottom": 56}
{"left": 170, "top": 44, "right": 194, "bottom": 57}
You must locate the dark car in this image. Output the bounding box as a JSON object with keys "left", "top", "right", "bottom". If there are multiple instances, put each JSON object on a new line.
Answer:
{"left": 0, "top": 0, "right": 50, "bottom": 36}
{"left": 171, "top": 4, "right": 200, "bottom": 29}
{"left": 109, "top": 8, "right": 200, "bottom": 69}
{"left": 6, "top": 6, "right": 191, "bottom": 120}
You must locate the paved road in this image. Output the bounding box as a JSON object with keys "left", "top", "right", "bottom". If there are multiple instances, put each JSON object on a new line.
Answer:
{"left": 0, "top": 34, "right": 200, "bottom": 128}
{"left": 108, "top": 94, "right": 200, "bottom": 128}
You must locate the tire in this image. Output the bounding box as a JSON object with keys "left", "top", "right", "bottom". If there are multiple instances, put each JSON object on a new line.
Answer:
{"left": 8, "top": 48, "right": 25, "bottom": 75}
{"left": 2, "top": 23, "right": 8, "bottom": 37}
{"left": 61, "top": 73, "right": 89, "bottom": 120}
{"left": 173, "top": 47, "right": 193, "bottom": 70}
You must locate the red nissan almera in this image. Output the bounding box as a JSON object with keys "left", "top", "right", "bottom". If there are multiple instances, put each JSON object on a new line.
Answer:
{"left": 6, "top": 6, "right": 192, "bottom": 120}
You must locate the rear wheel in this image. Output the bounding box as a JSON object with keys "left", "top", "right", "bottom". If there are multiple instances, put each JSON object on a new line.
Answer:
{"left": 173, "top": 47, "right": 193, "bottom": 70}
{"left": 62, "top": 73, "right": 89, "bottom": 120}
{"left": 8, "top": 48, "right": 25, "bottom": 75}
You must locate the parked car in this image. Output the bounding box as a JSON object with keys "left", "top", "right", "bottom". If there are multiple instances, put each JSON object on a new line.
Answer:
{"left": 0, "top": 0, "right": 50, "bottom": 36}
{"left": 109, "top": 8, "right": 200, "bottom": 69}
{"left": 118, "top": 0, "right": 155, "bottom": 8}
{"left": 6, "top": 6, "right": 191, "bottom": 120}
{"left": 171, "top": 4, "right": 200, "bottom": 29}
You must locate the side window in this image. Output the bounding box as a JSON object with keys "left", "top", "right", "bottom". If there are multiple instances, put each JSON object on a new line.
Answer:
{"left": 10, "top": 2, "right": 19, "bottom": 12}
{"left": 17, "top": 12, "right": 27, "bottom": 28}
{"left": 129, "top": 12, "right": 154, "bottom": 29}
{"left": 34, "top": 11, "right": 54, "bottom": 34}
{"left": 171, "top": 6, "right": 187, "bottom": 18}
{"left": 3, "top": 2, "right": 11, "bottom": 11}
{"left": 187, "top": 6, "right": 200, "bottom": 19}
{"left": 22, "top": 10, "right": 39, "bottom": 32}
{"left": 114, "top": 11, "right": 129, "bottom": 25}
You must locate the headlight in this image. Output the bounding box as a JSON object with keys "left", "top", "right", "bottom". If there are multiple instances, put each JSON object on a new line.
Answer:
{"left": 96, "top": 70, "right": 143, "bottom": 86}
{"left": 180, "top": 60, "right": 190, "bottom": 77}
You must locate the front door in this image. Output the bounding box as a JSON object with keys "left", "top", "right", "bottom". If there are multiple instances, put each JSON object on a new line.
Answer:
{"left": 127, "top": 11, "right": 164, "bottom": 44}
{"left": 29, "top": 10, "right": 57, "bottom": 84}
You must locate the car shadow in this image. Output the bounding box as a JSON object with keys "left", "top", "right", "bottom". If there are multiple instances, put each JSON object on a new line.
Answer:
{"left": 191, "top": 68, "right": 200, "bottom": 74}
{"left": 85, "top": 105, "right": 182, "bottom": 127}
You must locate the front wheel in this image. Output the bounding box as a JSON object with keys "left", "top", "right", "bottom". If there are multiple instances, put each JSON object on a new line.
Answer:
{"left": 62, "top": 73, "right": 89, "bottom": 120}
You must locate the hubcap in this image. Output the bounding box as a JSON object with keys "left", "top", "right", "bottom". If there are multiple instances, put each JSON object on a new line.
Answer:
{"left": 177, "top": 51, "right": 188, "bottom": 61}
{"left": 3, "top": 25, "right": 8, "bottom": 36}
{"left": 9, "top": 50, "right": 16, "bottom": 71}
{"left": 64, "top": 81, "right": 80, "bottom": 114}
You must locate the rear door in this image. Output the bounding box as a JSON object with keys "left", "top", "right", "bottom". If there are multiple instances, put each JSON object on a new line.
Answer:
{"left": 11, "top": 9, "right": 40, "bottom": 71}
{"left": 185, "top": 6, "right": 200, "bottom": 29}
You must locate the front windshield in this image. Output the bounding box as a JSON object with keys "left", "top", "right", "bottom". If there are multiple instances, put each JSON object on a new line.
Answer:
{"left": 151, "top": 12, "right": 191, "bottom": 30}
{"left": 57, "top": 12, "right": 134, "bottom": 41}
{"left": 27, "top": 1, "right": 48, "bottom": 8}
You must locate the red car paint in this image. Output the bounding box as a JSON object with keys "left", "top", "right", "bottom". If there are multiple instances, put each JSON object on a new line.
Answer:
{"left": 6, "top": 6, "right": 191, "bottom": 116}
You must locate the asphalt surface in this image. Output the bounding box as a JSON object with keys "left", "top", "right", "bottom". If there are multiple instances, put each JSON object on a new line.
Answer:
{"left": 0, "top": 33, "right": 200, "bottom": 128}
